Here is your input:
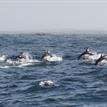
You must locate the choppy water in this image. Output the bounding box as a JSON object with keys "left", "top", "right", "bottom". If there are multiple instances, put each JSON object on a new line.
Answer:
{"left": 0, "top": 33, "right": 107, "bottom": 107}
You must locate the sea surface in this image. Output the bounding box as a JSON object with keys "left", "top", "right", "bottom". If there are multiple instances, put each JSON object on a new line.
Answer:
{"left": 0, "top": 33, "right": 107, "bottom": 107}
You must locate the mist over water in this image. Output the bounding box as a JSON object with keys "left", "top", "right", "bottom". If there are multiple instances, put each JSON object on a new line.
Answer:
{"left": 0, "top": 33, "right": 107, "bottom": 107}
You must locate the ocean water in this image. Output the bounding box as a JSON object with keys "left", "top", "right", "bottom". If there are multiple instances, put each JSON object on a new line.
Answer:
{"left": 0, "top": 33, "right": 107, "bottom": 107}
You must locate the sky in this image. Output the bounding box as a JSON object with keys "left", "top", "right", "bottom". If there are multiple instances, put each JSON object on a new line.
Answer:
{"left": 0, "top": 0, "right": 107, "bottom": 32}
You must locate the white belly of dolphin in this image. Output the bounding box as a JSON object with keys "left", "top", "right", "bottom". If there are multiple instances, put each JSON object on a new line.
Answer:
{"left": 97, "top": 59, "right": 107, "bottom": 65}
{"left": 82, "top": 54, "right": 101, "bottom": 61}
{"left": 43, "top": 55, "right": 63, "bottom": 62}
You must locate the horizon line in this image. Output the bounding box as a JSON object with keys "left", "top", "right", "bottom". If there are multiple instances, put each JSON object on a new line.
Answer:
{"left": 0, "top": 29, "right": 107, "bottom": 34}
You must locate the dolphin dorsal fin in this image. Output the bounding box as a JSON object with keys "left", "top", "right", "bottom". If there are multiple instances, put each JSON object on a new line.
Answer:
{"left": 86, "top": 48, "right": 90, "bottom": 52}
{"left": 101, "top": 54, "right": 103, "bottom": 58}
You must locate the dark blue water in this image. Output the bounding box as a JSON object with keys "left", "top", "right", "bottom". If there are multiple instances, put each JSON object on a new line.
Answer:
{"left": 0, "top": 33, "right": 107, "bottom": 107}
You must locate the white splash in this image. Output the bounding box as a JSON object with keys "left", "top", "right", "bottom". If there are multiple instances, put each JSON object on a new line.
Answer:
{"left": 0, "top": 55, "right": 6, "bottom": 62}
{"left": 39, "top": 80, "right": 54, "bottom": 88}
{"left": 6, "top": 52, "right": 41, "bottom": 67}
